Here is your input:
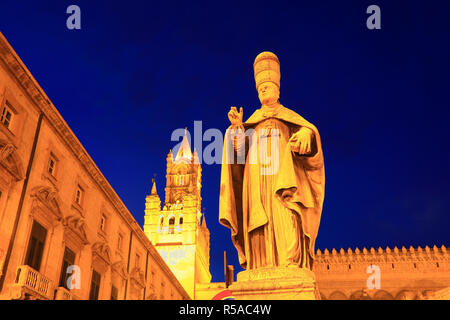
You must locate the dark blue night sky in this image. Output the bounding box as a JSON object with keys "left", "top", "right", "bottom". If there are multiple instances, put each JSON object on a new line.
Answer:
{"left": 1, "top": 0, "right": 449, "bottom": 282}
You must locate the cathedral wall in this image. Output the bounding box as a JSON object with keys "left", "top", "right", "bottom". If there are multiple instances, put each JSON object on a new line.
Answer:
{"left": 314, "top": 246, "right": 450, "bottom": 300}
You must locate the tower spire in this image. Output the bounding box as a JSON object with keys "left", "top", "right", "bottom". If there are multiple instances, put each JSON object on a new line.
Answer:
{"left": 174, "top": 128, "right": 192, "bottom": 162}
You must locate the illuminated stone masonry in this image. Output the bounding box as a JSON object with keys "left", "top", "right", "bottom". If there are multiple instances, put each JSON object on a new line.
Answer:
{"left": 195, "top": 245, "right": 450, "bottom": 300}
{"left": 0, "top": 30, "right": 448, "bottom": 301}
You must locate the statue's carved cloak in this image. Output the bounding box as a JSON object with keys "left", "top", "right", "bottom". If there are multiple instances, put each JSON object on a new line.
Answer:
{"left": 219, "top": 104, "right": 325, "bottom": 269}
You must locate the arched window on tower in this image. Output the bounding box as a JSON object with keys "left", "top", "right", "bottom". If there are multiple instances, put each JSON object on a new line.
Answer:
{"left": 159, "top": 216, "right": 164, "bottom": 233}
{"left": 168, "top": 216, "right": 175, "bottom": 234}
{"left": 179, "top": 216, "right": 183, "bottom": 231}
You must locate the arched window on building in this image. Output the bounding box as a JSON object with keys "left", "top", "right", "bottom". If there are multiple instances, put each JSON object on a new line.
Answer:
{"left": 159, "top": 216, "right": 164, "bottom": 233}
{"left": 168, "top": 216, "right": 175, "bottom": 234}
{"left": 179, "top": 216, "right": 183, "bottom": 231}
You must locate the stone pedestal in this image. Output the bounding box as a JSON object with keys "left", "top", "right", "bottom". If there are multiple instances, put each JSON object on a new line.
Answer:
{"left": 229, "top": 266, "right": 318, "bottom": 300}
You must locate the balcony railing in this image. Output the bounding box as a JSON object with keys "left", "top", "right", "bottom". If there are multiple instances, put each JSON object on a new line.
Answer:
{"left": 14, "top": 265, "right": 54, "bottom": 300}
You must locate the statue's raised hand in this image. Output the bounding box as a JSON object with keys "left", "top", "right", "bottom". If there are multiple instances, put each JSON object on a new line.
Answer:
{"left": 228, "top": 107, "right": 244, "bottom": 129}
{"left": 289, "top": 127, "right": 313, "bottom": 155}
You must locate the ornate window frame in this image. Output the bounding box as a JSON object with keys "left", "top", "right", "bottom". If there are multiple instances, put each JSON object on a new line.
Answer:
{"left": 0, "top": 137, "right": 24, "bottom": 224}
{"left": 21, "top": 185, "right": 62, "bottom": 273}
{"left": 29, "top": 185, "right": 63, "bottom": 228}
{"left": 91, "top": 240, "right": 111, "bottom": 274}
{"left": 111, "top": 260, "right": 128, "bottom": 299}
{"left": 61, "top": 213, "right": 89, "bottom": 253}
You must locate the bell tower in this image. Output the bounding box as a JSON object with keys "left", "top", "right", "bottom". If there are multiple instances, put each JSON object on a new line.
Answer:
{"left": 143, "top": 130, "right": 211, "bottom": 299}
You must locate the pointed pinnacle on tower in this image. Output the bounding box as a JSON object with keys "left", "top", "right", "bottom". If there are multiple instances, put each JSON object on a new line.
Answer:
{"left": 151, "top": 178, "right": 158, "bottom": 195}
{"left": 201, "top": 213, "right": 207, "bottom": 228}
{"left": 175, "top": 128, "right": 193, "bottom": 162}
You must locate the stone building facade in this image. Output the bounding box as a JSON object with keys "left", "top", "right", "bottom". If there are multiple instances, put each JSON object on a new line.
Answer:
{"left": 0, "top": 32, "right": 189, "bottom": 300}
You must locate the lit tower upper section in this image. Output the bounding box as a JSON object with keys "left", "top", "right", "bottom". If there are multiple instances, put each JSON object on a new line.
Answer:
{"left": 143, "top": 130, "right": 211, "bottom": 298}
{"left": 164, "top": 129, "right": 202, "bottom": 213}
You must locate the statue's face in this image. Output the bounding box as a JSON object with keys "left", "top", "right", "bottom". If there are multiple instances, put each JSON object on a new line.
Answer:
{"left": 258, "top": 82, "right": 279, "bottom": 105}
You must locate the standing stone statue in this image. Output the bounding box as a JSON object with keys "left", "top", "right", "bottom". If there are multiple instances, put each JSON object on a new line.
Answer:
{"left": 219, "top": 52, "right": 325, "bottom": 273}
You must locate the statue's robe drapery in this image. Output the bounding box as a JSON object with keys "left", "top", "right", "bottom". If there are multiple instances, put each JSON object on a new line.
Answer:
{"left": 219, "top": 104, "right": 325, "bottom": 270}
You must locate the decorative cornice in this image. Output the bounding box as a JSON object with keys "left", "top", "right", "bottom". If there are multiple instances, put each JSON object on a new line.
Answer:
{"left": 130, "top": 267, "right": 146, "bottom": 289}
{"left": 0, "top": 141, "right": 23, "bottom": 181}
{"left": 111, "top": 261, "right": 128, "bottom": 281}
{"left": 62, "top": 214, "right": 89, "bottom": 247}
{"left": 91, "top": 240, "right": 111, "bottom": 274}
{"left": 30, "top": 185, "right": 63, "bottom": 223}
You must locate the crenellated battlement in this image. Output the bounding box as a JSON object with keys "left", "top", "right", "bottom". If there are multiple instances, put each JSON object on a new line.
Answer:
{"left": 315, "top": 245, "right": 449, "bottom": 264}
